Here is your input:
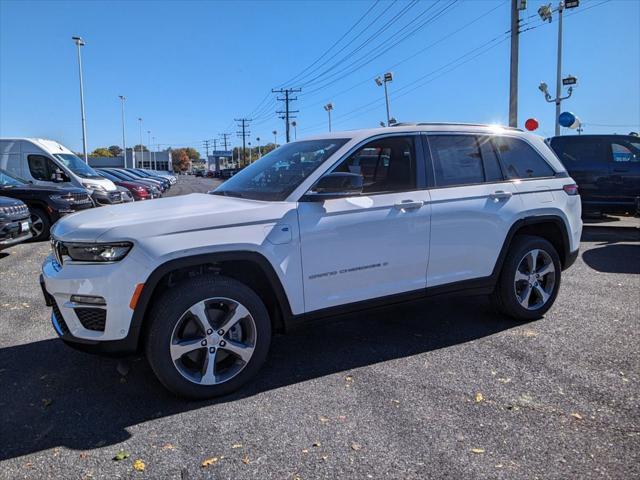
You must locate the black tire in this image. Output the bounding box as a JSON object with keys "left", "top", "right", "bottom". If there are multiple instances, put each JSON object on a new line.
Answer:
{"left": 145, "top": 274, "right": 271, "bottom": 399}
{"left": 491, "top": 235, "right": 562, "bottom": 321}
{"left": 29, "top": 208, "right": 51, "bottom": 242}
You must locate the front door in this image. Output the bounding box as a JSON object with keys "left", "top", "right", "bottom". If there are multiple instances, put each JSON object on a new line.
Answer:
{"left": 298, "top": 134, "right": 431, "bottom": 313}
{"left": 608, "top": 138, "right": 640, "bottom": 207}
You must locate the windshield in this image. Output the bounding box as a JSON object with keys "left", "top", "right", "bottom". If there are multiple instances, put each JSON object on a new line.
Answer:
{"left": 0, "top": 169, "right": 27, "bottom": 187}
{"left": 54, "top": 153, "right": 102, "bottom": 179}
{"left": 212, "top": 139, "right": 349, "bottom": 201}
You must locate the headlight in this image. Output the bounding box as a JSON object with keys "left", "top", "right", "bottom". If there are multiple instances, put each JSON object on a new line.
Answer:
{"left": 49, "top": 194, "right": 74, "bottom": 202}
{"left": 82, "top": 182, "right": 106, "bottom": 192}
{"left": 62, "top": 242, "right": 133, "bottom": 262}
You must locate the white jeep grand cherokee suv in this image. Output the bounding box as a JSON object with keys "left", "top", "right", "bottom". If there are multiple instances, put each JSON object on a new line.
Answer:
{"left": 41, "top": 123, "right": 582, "bottom": 399}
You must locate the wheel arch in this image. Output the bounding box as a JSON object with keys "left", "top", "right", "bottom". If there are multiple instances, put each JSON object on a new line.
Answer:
{"left": 129, "top": 251, "right": 294, "bottom": 352}
{"left": 492, "top": 215, "right": 573, "bottom": 280}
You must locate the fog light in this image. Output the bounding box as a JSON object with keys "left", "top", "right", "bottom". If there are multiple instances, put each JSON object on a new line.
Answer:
{"left": 70, "top": 295, "right": 106, "bottom": 306}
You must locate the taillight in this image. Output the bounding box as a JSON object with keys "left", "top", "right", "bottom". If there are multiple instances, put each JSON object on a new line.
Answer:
{"left": 563, "top": 184, "right": 579, "bottom": 196}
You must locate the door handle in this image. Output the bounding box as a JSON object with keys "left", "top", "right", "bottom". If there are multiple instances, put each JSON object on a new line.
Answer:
{"left": 490, "top": 190, "right": 513, "bottom": 200}
{"left": 394, "top": 200, "right": 424, "bottom": 210}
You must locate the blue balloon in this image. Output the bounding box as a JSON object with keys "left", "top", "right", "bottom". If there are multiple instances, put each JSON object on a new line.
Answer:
{"left": 559, "top": 111, "right": 576, "bottom": 127}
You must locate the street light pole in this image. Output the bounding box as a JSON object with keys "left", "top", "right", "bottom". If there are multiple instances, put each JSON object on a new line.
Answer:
{"left": 147, "top": 130, "right": 151, "bottom": 169}
{"left": 273, "top": 130, "right": 277, "bottom": 147}
{"left": 291, "top": 121, "right": 297, "bottom": 140}
{"left": 138, "top": 118, "right": 143, "bottom": 169}
{"left": 248, "top": 142, "right": 252, "bottom": 163}
{"left": 256, "top": 137, "right": 261, "bottom": 158}
{"left": 72, "top": 36, "right": 88, "bottom": 163}
{"left": 375, "top": 73, "right": 393, "bottom": 126}
{"left": 554, "top": 2, "right": 564, "bottom": 136}
{"left": 324, "top": 103, "right": 333, "bottom": 132}
{"left": 537, "top": 1, "right": 578, "bottom": 136}
{"left": 118, "top": 95, "right": 126, "bottom": 168}
{"left": 152, "top": 136, "right": 157, "bottom": 170}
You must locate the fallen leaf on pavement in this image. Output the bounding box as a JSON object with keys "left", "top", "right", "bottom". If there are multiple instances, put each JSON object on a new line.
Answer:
{"left": 42, "top": 398, "right": 53, "bottom": 408}
{"left": 571, "top": 412, "right": 583, "bottom": 420}
{"left": 319, "top": 416, "right": 329, "bottom": 423}
{"left": 242, "top": 455, "right": 250, "bottom": 465}
{"left": 475, "top": 393, "right": 484, "bottom": 403}
{"left": 162, "top": 443, "right": 175, "bottom": 450}
{"left": 471, "top": 448, "right": 485, "bottom": 454}
{"left": 345, "top": 375, "right": 353, "bottom": 382}
{"left": 351, "top": 443, "right": 362, "bottom": 451}
{"left": 133, "top": 459, "right": 145, "bottom": 471}
{"left": 232, "top": 443, "right": 243, "bottom": 449}
{"left": 312, "top": 442, "right": 321, "bottom": 447}
{"left": 201, "top": 457, "right": 219, "bottom": 467}
{"left": 113, "top": 451, "right": 130, "bottom": 461}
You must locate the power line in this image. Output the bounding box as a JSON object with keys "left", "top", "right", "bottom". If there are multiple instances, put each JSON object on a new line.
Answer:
{"left": 275, "top": 0, "right": 382, "bottom": 89}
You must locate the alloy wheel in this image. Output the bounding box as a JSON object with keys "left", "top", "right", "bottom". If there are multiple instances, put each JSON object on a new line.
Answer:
{"left": 514, "top": 249, "right": 556, "bottom": 310}
{"left": 30, "top": 213, "right": 44, "bottom": 237}
{"left": 169, "top": 297, "right": 257, "bottom": 386}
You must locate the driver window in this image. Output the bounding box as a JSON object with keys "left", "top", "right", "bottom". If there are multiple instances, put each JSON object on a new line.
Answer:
{"left": 332, "top": 136, "right": 416, "bottom": 194}
{"left": 28, "top": 154, "right": 59, "bottom": 181}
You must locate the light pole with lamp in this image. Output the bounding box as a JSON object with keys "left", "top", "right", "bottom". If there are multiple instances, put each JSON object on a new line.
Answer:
{"left": 256, "top": 137, "right": 261, "bottom": 158}
{"left": 118, "top": 95, "right": 127, "bottom": 168}
{"left": 324, "top": 103, "right": 333, "bottom": 132}
{"left": 273, "top": 130, "right": 277, "bottom": 147}
{"left": 537, "top": 0, "right": 580, "bottom": 135}
{"left": 248, "top": 142, "right": 252, "bottom": 163}
{"left": 72, "top": 36, "right": 88, "bottom": 163}
{"left": 152, "top": 136, "right": 157, "bottom": 170}
{"left": 147, "top": 130, "right": 151, "bottom": 169}
{"left": 375, "top": 72, "right": 393, "bottom": 126}
{"left": 137, "top": 118, "right": 143, "bottom": 169}
{"left": 291, "top": 121, "right": 297, "bottom": 140}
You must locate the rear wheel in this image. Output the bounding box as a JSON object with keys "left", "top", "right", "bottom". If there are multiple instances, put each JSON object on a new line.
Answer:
{"left": 29, "top": 208, "right": 51, "bottom": 242}
{"left": 492, "top": 235, "right": 561, "bottom": 321}
{"left": 145, "top": 274, "right": 271, "bottom": 399}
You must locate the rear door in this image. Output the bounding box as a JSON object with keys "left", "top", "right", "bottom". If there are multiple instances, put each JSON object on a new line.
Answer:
{"left": 549, "top": 137, "right": 610, "bottom": 207}
{"left": 425, "top": 134, "right": 522, "bottom": 287}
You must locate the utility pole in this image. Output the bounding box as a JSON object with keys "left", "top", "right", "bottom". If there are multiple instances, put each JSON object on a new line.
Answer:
{"left": 118, "top": 95, "right": 126, "bottom": 168}
{"left": 273, "top": 88, "right": 301, "bottom": 143}
{"left": 202, "top": 139, "right": 211, "bottom": 169}
{"left": 508, "top": 0, "right": 524, "bottom": 128}
{"left": 219, "top": 133, "right": 231, "bottom": 151}
{"left": 235, "top": 118, "right": 252, "bottom": 167}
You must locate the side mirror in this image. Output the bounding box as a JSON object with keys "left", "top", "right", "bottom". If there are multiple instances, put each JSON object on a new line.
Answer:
{"left": 304, "top": 172, "right": 363, "bottom": 200}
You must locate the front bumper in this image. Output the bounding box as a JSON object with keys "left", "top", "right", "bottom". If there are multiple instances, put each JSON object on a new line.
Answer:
{"left": 91, "top": 190, "right": 125, "bottom": 206}
{"left": 40, "top": 253, "right": 151, "bottom": 354}
{"left": 0, "top": 216, "right": 32, "bottom": 248}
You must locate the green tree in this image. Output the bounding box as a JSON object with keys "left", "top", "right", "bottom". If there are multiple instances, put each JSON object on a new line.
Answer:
{"left": 108, "top": 145, "right": 123, "bottom": 157}
{"left": 90, "top": 147, "right": 113, "bottom": 157}
{"left": 184, "top": 147, "right": 200, "bottom": 161}
{"left": 171, "top": 148, "right": 191, "bottom": 172}
{"left": 131, "top": 144, "right": 149, "bottom": 152}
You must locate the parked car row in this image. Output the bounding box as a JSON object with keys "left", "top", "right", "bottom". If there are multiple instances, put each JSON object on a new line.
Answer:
{"left": 0, "top": 138, "right": 177, "bottom": 247}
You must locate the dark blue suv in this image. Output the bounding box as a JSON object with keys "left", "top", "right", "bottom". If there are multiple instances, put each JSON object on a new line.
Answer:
{"left": 549, "top": 134, "right": 640, "bottom": 215}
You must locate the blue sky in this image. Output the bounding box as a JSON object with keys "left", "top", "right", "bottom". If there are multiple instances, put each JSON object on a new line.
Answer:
{"left": 0, "top": 0, "right": 638, "bottom": 155}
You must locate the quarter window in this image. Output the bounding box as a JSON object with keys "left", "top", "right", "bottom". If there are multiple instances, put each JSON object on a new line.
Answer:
{"left": 332, "top": 136, "right": 416, "bottom": 194}
{"left": 611, "top": 142, "right": 639, "bottom": 162}
{"left": 493, "top": 136, "right": 555, "bottom": 179}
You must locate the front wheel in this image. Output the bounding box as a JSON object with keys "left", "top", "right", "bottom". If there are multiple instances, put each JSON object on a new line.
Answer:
{"left": 145, "top": 275, "right": 271, "bottom": 399}
{"left": 29, "top": 208, "right": 51, "bottom": 242}
{"left": 492, "top": 235, "right": 562, "bottom": 321}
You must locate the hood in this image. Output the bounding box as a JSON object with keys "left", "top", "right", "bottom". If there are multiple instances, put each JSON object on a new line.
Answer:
{"left": 51, "top": 193, "right": 291, "bottom": 242}
{"left": 0, "top": 195, "right": 25, "bottom": 207}
{"left": 0, "top": 184, "right": 87, "bottom": 196}
{"left": 81, "top": 177, "right": 117, "bottom": 192}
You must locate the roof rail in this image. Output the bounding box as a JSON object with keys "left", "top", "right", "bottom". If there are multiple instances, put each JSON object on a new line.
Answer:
{"left": 391, "top": 122, "right": 523, "bottom": 132}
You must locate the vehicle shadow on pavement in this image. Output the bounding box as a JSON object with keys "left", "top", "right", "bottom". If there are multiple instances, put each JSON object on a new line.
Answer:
{"left": 0, "top": 295, "right": 519, "bottom": 460}
{"left": 581, "top": 226, "right": 640, "bottom": 274}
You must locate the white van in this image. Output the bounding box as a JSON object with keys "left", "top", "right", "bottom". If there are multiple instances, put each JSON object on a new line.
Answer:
{"left": 0, "top": 138, "right": 122, "bottom": 205}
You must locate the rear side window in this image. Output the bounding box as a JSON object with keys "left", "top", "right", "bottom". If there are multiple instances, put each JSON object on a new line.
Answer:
{"left": 429, "top": 135, "right": 504, "bottom": 187}
{"left": 28, "top": 155, "right": 58, "bottom": 181}
{"left": 494, "top": 137, "right": 555, "bottom": 179}
{"left": 611, "top": 142, "right": 640, "bottom": 162}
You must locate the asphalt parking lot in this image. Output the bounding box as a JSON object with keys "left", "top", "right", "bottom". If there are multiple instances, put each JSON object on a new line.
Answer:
{"left": 0, "top": 177, "right": 638, "bottom": 479}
